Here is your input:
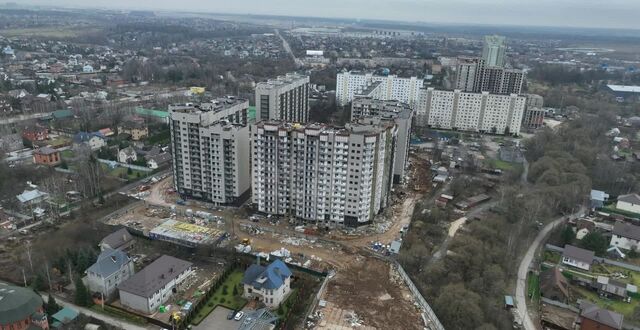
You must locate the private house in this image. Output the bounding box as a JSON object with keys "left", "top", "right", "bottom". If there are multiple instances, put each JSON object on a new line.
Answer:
{"left": 118, "top": 255, "right": 192, "bottom": 314}
{"left": 616, "top": 194, "right": 640, "bottom": 214}
{"left": 590, "top": 189, "right": 609, "bottom": 209}
{"left": 596, "top": 276, "right": 637, "bottom": 300}
{"left": 16, "top": 189, "right": 49, "bottom": 207}
{"left": 0, "top": 281, "right": 49, "bottom": 330}
{"left": 561, "top": 245, "right": 595, "bottom": 271}
{"left": 610, "top": 221, "right": 640, "bottom": 251}
{"left": 118, "top": 146, "right": 137, "bottom": 163}
{"left": 86, "top": 248, "right": 135, "bottom": 298}
{"left": 146, "top": 153, "right": 171, "bottom": 169}
{"left": 22, "top": 126, "right": 49, "bottom": 142}
{"left": 539, "top": 267, "right": 570, "bottom": 303}
{"left": 118, "top": 122, "right": 148, "bottom": 141}
{"left": 33, "top": 147, "right": 61, "bottom": 166}
{"left": 578, "top": 302, "right": 623, "bottom": 330}
{"left": 242, "top": 259, "right": 293, "bottom": 308}
{"left": 99, "top": 228, "right": 135, "bottom": 251}
{"left": 73, "top": 132, "right": 106, "bottom": 151}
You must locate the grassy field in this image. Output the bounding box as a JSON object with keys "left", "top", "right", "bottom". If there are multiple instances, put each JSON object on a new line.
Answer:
{"left": 486, "top": 158, "right": 521, "bottom": 171}
{"left": 0, "top": 27, "right": 101, "bottom": 38}
{"left": 191, "top": 270, "right": 247, "bottom": 325}
{"left": 574, "top": 286, "right": 638, "bottom": 320}
{"left": 91, "top": 304, "right": 147, "bottom": 325}
{"left": 61, "top": 149, "right": 75, "bottom": 159}
{"left": 99, "top": 163, "right": 147, "bottom": 181}
{"left": 527, "top": 273, "right": 540, "bottom": 302}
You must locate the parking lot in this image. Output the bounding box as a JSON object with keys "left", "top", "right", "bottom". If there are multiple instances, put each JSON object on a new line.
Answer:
{"left": 193, "top": 306, "right": 248, "bottom": 330}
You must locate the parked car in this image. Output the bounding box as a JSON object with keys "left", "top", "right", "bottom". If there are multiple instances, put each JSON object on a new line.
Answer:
{"left": 234, "top": 311, "right": 244, "bottom": 321}
{"left": 227, "top": 310, "right": 237, "bottom": 320}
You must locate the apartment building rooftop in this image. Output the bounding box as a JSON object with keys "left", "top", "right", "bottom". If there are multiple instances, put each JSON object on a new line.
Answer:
{"left": 169, "top": 96, "right": 247, "bottom": 114}
{"left": 256, "top": 120, "right": 394, "bottom": 136}
{"left": 257, "top": 72, "right": 308, "bottom": 89}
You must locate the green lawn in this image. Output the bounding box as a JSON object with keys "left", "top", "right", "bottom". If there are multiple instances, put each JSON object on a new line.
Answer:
{"left": 61, "top": 149, "right": 75, "bottom": 159}
{"left": 100, "top": 163, "right": 147, "bottom": 180}
{"left": 603, "top": 204, "right": 640, "bottom": 219}
{"left": 574, "top": 286, "right": 639, "bottom": 320}
{"left": 191, "top": 270, "right": 247, "bottom": 325}
{"left": 543, "top": 251, "right": 561, "bottom": 264}
{"left": 90, "top": 305, "right": 147, "bottom": 325}
{"left": 527, "top": 273, "right": 540, "bottom": 302}
{"left": 486, "top": 158, "right": 521, "bottom": 171}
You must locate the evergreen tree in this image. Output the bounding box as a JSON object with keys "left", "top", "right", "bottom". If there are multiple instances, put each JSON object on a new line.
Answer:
{"left": 74, "top": 277, "right": 92, "bottom": 307}
{"left": 46, "top": 293, "right": 61, "bottom": 317}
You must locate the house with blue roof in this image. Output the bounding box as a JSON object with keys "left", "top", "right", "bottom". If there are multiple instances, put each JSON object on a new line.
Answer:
{"left": 51, "top": 307, "right": 79, "bottom": 328}
{"left": 86, "top": 248, "right": 135, "bottom": 298}
{"left": 242, "top": 259, "right": 293, "bottom": 308}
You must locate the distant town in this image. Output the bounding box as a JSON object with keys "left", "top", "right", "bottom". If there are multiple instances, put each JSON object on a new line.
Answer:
{"left": 1, "top": 4, "right": 640, "bottom": 330}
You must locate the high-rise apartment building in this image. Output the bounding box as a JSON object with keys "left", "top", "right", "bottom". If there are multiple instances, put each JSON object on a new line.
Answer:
{"left": 351, "top": 97, "right": 412, "bottom": 183}
{"left": 454, "top": 57, "right": 484, "bottom": 92}
{"left": 251, "top": 120, "right": 397, "bottom": 227}
{"left": 482, "top": 35, "right": 507, "bottom": 67}
{"left": 255, "top": 73, "right": 310, "bottom": 123}
{"left": 169, "top": 97, "right": 251, "bottom": 205}
{"left": 336, "top": 71, "right": 423, "bottom": 107}
{"left": 416, "top": 88, "right": 526, "bottom": 135}
{"left": 522, "top": 94, "right": 545, "bottom": 129}
{"left": 455, "top": 57, "right": 524, "bottom": 95}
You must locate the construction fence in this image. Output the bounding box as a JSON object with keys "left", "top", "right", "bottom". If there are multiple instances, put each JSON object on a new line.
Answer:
{"left": 394, "top": 261, "right": 445, "bottom": 330}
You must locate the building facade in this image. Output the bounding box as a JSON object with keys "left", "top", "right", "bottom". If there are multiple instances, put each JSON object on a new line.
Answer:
{"left": 169, "top": 97, "right": 251, "bottom": 205}
{"left": 251, "top": 121, "right": 397, "bottom": 227}
{"left": 454, "top": 57, "right": 484, "bottom": 92}
{"left": 351, "top": 97, "right": 413, "bottom": 183}
{"left": 482, "top": 35, "right": 507, "bottom": 67}
{"left": 255, "top": 73, "right": 310, "bottom": 123}
{"left": 242, "top": 259, "right": 292, "bottom": 309}
{"left": 415, "top": 88, "right": 526, "bottom": 135}
{"left": 86, "top": 248, "right": 135, "bottom": 298}
{"left": 118, "top": 255, "right": 192, "bottom": 314}
{"left": 455, "top": 57, "right": 524, "bottom": 95}
{"left": 0, "top": 282, "right": 49, "bottom": 330}
{"left": 33, "top": 147, "right": 61, "bottom": 166}
{"left": 336, "top": 71, "right": 423, "bottom": 107}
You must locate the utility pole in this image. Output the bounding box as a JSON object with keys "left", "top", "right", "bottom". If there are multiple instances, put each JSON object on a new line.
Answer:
{"left": 25, "top": 240, "right": 34, "bottom": 273}
{"left": 21, "top": 268, "right": 27, "bottom": 287}
{"left": 45, "top": 260, "right": 52, "bottom": 291}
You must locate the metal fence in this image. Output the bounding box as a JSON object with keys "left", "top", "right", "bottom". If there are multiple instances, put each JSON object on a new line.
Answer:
{"left": 393, "top": 261, "right": 445, "bottom": 330}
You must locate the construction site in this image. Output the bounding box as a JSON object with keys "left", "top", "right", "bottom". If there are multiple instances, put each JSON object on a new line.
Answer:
{"left": 99, "top": 153, "right": 433, "bottom": 329}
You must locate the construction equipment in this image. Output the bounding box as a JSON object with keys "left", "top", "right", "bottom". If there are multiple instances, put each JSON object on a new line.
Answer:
{"left": 241, "top": 238, "right": 251, "bottom": 245}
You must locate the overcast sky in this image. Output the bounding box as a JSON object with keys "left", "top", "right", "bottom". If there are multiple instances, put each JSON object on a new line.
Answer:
{"left": 19, "top": 0, "right": 640, "bottom": 30}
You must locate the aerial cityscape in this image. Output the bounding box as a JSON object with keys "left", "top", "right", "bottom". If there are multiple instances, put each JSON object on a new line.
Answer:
{"left": 0, "top": 1, "right": 640, "bottom": 330}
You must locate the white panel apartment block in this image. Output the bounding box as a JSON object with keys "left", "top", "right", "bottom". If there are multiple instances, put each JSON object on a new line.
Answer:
{"left": 336, "top": 71, "right": 424, "bottom": 107}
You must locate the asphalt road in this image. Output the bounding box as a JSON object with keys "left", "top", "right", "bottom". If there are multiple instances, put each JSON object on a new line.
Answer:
{"left": 514, "top": 207, "right": 584, "bottom": 330}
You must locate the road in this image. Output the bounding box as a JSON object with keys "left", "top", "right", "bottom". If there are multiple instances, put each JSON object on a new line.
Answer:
{"left": 275, "top": 29, "right": 303, "bottom": 67}
{"left": 514, "top": 207, "right": 584, "bottom": 330}
{"left": 41, "top": 293, "right": 153, "bottom": 330}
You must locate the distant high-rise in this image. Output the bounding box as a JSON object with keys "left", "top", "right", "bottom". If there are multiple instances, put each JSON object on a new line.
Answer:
{"left": 454, "top": 57, "right": 484, "bottom": 92}
{"left": 455, "top": 56, "right": 524, "bottom": 95}
{"left": 255, "top": 73, "right": 310, "bottom": 123}
{"left": 482, "top": 35, "right": 507, "bottom": 67}
{"left": 336, "top": 71, "right": 423, "bottom": 107}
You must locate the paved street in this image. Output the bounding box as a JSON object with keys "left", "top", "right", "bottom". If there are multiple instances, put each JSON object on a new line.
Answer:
{"left": 514, "top": 207, "right": 584, "bottom": 330}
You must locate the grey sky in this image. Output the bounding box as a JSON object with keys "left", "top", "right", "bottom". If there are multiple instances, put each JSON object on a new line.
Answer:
{"left": 19, "top": 0, "right": 640, "bottom": 29}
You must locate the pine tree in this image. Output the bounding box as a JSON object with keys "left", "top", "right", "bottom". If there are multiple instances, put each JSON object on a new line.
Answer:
{"left": 74, "top": 277, "right": 92, "bottom": 307}
{"left": 46, "top": 293, "right": 61, "bottom": 316}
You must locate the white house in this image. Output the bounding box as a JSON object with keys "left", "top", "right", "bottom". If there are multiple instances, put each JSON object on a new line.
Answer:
{"left": 610, "top": 221, "right": 640, "bottom": 251}
{"left": 118, "top": 255, "right": 192, "bottom": 314}
{"left": 83, "top": 65, "right": 94, "bottom": 73}
{"left": 86, "top": 248, "right": 135, "bottom": 298}
{"left": 118, "top": 146, "right": 137, "bottom": 163}
{"left": 616, "top": 194, "right": 640, "bottom": 214}
{"left": 562, "top": 244, "right": 595, "bottom": 271}
{"left": 73, "top": 132, "right": 106, "bottom": 151}
{"left": 242, "top": 259, "right": 292, "bottom": 308}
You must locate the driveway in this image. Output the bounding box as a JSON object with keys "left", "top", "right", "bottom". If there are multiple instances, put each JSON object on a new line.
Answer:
{"left": 193, "top": 306, "right": 244, "bottom": 330}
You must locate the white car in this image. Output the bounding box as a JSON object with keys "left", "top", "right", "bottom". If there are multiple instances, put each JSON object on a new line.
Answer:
{"left": 234, "top": 311, "right": 244, "bottom": 321}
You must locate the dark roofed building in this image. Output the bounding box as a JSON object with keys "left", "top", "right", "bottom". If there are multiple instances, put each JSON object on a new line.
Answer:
{"left": 611, "top": 221, "right": 640, "bottom": 251}
{"left": 118, "top": 255, "right": 192, "bottom": 314}
{"left": 562, "top": 245, "right": 595, "bottom": 271}
{"left": 579, "top": 302, "right": 623, "bottom": 330}
{"left": 540, "top": 267, "right": 570, "bottom": 303}
{"left": 0, "top": 282, "right": 48, "bottom": 330}
{"left": 99, "top": 228, "right": 134, "bottom": 251}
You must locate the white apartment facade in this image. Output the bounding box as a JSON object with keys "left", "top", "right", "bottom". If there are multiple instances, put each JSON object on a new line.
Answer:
{"left": 336, "top": 71, "right": 423, "bottom": 107}
{"left": 251, "top": 121, "right": 397, "bottom": 227}
{"left": 255, "top": 73, "right": 310, "bottom": 123}
{"left": 169, "top": 97, "right": 251, "bottom": 205}
{"left": 416, "top": 88, "right": 526, "bottom": 135}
